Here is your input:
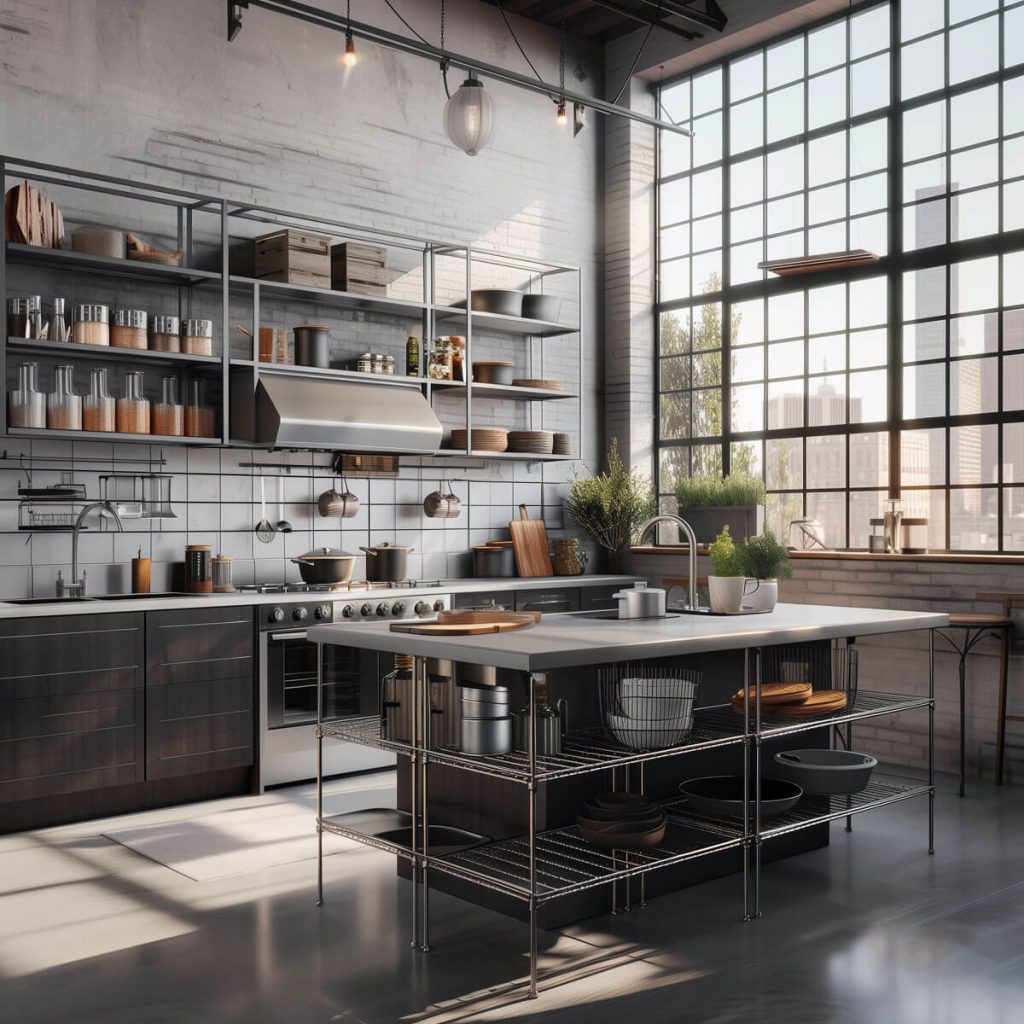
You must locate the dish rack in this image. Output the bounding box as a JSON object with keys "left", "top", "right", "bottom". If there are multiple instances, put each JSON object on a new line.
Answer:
{"left": 18, "top": 503, "right": 84, "bottom": 531}
{"left": 99, "top": 473, "right": 177, "bottom": 520}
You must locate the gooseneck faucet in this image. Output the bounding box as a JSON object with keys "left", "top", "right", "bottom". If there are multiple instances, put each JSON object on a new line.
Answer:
{"left": 56, "top": 501, "right": 124, "bottom": 599}
{"left": 636, "top": 514, "right": 700, "bottom": 611}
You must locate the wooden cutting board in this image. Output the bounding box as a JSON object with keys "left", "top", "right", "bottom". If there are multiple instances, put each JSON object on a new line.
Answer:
{"left": 509, "top": 504, "right": 553, "bottom": 578}
{"left": 390, "top": 616, "right": 537, "bottom": 636}
{"left": 5, "top": 183, "right": 64, "bottom": 248}
{"left": 731, "top": 681, "right": 813, "bottom": 706}
{"left": 732, "top": 689, "right": 848, "bottom": 717}
{"left": 438, "top": 610, "right": 541, "bottom": 626}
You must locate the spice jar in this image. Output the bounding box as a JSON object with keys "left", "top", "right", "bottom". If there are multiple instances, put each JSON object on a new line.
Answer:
{"left": 110, "top": 309, "right": 148, "bottom": 350}
{"left": 185, "top": 545, "right": 213, "bottom": 594}
{"left": 428, "top": 337, "right": 452, "bottom": 380}
{"left": 83, "top": 367, "right": 116, "bottom": 433}
{"left": 153, "top": 376, "right": 184, "bottom": 436}
{"left": 185, "top": 378, "right": 215, "bottom": 438}
{"left": 182, "top": 319, "right": 213, "bottom": 356}
{"left": 357, "top": 352, "right": 373, "bottom": 374}
{"left": 72, "top": 304, "right": 110, "bottom": 347}
{"left": 212, "top": 554, "right": 234, "bottom": 593}
{"left": 26, "top": 296, "right": 43, "bottom": 340}
{"left": 7, "top": 297, "right": 28, "bottom": 339}
{"left": 47, "top": 365, "right": 82, "bottom": 430}
{"left": 49, "top": 298, "right": 70, "bottom": 343}
{"left": 117, "top": 371, "right": 150, "bottom": 434}
{"left": 150, "top": 315, "right": 180, "bottom": 353}
{"left": 449, "top": 336, "right": 465, "bottom": 382}
{"left": 383, "top": 354, "right": 396, "bottom": 376}
{"left": 371, "top": 353, "right": 385, "bottom": 375}
{"left": 9, "top": 362, "right": 46, "bottom": 428}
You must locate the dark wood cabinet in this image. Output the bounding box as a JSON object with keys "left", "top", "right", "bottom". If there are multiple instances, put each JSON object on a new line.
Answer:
{"left": 514, "top": 587, "right": 580, "bottom": 614}
{"left": 145, "top": 606, "right": 256, "bottom": 780}
{"left": 0, "top": 613, "right": 144, "bottom": 803}
{"left": 578, "top": 585, "right": 624, "bottom": 610}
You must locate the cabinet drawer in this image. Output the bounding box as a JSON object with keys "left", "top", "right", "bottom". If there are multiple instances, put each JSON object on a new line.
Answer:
{"left": 146, "top": 606, "right": 254, "bottom": 686}
{"left": 579, "top": 585, "right": 625, "bottom": 611}
{"left": 514, "top": 588, "right": 580, "bottom": 614}
{"left": 452, "top": 591, "right": 514, "bottom": 611}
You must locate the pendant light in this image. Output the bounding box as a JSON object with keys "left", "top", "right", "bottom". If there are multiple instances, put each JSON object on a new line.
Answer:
{"left": 342, "top": 0, "right": 358, "bottom": 66}
{"left": 556, "top": 23, "right": 567, "bottom": 126}
{"left": 443, "top": 73, "right": 495, "bottom": 155}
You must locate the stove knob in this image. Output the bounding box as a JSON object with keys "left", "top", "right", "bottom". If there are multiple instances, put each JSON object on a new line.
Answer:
{"left": 361, "top": 603, "right": 374, "bottom": 617}
{"left": 433, "top": 599, "right": 446, "bottom": 612}
{"left": 270, "top": 607, "right": 285, "bottom": 623}
{"left": 293, "top": 606, "right": 308, "bottom": 621}
{"left": 392, "top": 602, "right": 406, "bottom": 616}
{"left": 342, "top": 604, "right": 355, "bottom": 618}
{"left": 315, "top": 604, "right": 332, "bottom": 620}
{"left": 376, "top": 602, "right": 390, "bottom": 617}
{"left": 415, "top": 601, "right": 431, "bottom": 616}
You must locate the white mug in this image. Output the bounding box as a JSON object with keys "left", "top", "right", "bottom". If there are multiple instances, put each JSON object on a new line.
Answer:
{"left": 708, "top": 576, "right": 760, "bottom": 614}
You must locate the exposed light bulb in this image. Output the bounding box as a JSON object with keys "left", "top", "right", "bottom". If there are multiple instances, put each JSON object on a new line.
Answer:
{"left": 443, "top": 74, "right": 496, "bottom": 156}
{"left": 343, "top": 30, "right": 358, "bottom": 67}
{"left": 556, "top": 100, "right": 567, "bottom": 126}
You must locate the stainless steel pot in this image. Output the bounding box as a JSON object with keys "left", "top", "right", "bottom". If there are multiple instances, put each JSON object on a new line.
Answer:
{"left": 459, "top": 715, "right": 512, "bottom": 756}
{"left": 612, "top": 583, "right": 667, "bottom": 619}
{"left": 290, "top": 546, "right": 356, "bottom": 584}
{"left": 361, "top": 542, "right": 414, "bottom": 582}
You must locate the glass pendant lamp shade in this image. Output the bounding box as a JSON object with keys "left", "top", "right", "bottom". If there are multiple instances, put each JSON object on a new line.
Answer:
{"left": 444, "top": 74, "right": 495, "bottom": 156}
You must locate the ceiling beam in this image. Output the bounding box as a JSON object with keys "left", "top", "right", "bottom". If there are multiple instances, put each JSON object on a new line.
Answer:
{"left": 633, "top": 0, "right": 728, "bottom": 33}
{"left": 588, "top": 0, "right": 700, "bottom": 40}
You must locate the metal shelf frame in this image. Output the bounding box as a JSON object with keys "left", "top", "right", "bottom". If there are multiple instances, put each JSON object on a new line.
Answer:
{"left": 314, "top": 629, "right": 937, "bottom": 1000}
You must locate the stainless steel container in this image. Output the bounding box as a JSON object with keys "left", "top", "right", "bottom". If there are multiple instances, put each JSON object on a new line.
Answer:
{"left": 459, "top": 715, "right": 512, "bottom": 756}
{"left": 612, "top": 582, "right": 667, "bottom": 619}
{"left": 293, "top": 324, "right": 330, "bottom": 368}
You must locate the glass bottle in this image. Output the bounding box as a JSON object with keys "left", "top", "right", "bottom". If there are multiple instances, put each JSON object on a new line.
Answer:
{"left": 47, "top": 364, "right": 82, "bottom": 430}
{"left": 9, "top": 362, "right": 46, "bottom": 428}
{"left": 153, "top": 376, "right": 184, "bottom": 436}
{"left": 380, "top": 655, "right": 414, "bottom": 741}
{"left": 405, "top": 335, "right": 419, "bottom": 376}
{"left": 83, "top": 367, "right": 115, "bottom": 433}
{"left": 117, "top": 371, "right": 150, "bottom": 434}
{"left": 185, "top": 378, "right": 215, "bottom": 438}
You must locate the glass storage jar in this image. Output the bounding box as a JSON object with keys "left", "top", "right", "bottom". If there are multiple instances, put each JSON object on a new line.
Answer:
{"left": 7, "top": 297, "right": 28, "bottom": 338}
{"left": 185, "top": 378, "right": 215, "bottom": 437}
{"left": 185, "top": 544, "right": 213, "bottom": 594}
{"left": 83, "top": 367, "right": 116, "bottom": 433}
{"left": 182, "top": 319, "right": 213, "bottom": 356}
{"left": 49, "top": 298, "right": 70, "bottom": 343}
{"left": 117, "top": 371, "right": 151, "bottom": 434}
{"left": 72, "top": 304, "right": 110, "bottom": 347}
{"left": 47, "top": 364, "right": 83, "bottom": 430}
{"left": 153, "top": 376, "right": 184, "bottom": 436}
{"left": 428, "top": 337, "right": 452, "bottom": 380}
{"left": 449, "top": 336, "right": 465, "bottom": 382}
{"left": 110, "top": 309, "right": 148, "bottom": 350}
{"left": 9, "top": 362, "right": 46, "bottom": 428}
{"left": 150, "top": 315, "right": 180, "bottom": 353}
{"left": 26, "top": 296, "right": 43, "bottom": 339}
{"left": 212, "top": 554, "right": 234, "bottom": 593}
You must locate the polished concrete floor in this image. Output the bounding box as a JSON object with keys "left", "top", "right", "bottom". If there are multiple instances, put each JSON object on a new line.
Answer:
{"left": 2, "top": 772, "right": 1022, "bottom": 1024}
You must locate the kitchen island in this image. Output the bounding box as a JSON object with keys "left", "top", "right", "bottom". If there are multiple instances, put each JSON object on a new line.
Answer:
{"left": 310, "top": 603, "right": 948, "bottom": 998}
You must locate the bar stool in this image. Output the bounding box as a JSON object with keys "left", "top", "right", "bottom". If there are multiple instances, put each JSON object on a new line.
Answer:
{"left": 936, "top": 602, "right": 1012, "bottom": 796}
{"left": 974, "top": 592, "right": 1023, "bottom": 785}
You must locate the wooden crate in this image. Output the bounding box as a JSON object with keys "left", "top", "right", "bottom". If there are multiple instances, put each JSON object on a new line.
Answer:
{"left": 254, "top": 228, "right": 331, "bottom": 287}
{"left": 331, "top": 242, "right": 390, "bottom": 295}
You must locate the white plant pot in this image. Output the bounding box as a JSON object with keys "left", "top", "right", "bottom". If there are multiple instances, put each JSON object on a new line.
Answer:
{"left": 708, "top": 575, "right": 759, "bottom": 614}
{"left": 741, "top": 578, "right": 778, "bottom": 613}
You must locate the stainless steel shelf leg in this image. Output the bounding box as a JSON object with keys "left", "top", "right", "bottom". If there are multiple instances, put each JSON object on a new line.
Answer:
{"left": 742, "top": 648, "right": 752, "bottom": 922}
{"left": 410, "top": 660, "right": 420, "bottom": 950}
{"left": 639, "top": 762, "right": 647, "bottom": 908}
{"left": 316, "top": 642, "right": 324, "bottom": 907}
{"left": 528, "top": 671, "right": 539, "bottom": 999}
{"left": 754, "top": 647, "right": 763, "bottom": 921}
{"left": 845, "top": 718, "right": 854, "bottom": 833}
{"left": 420, "top": 657, "right": 431, "bottom": 952}
{"left": 929, "top": 629, "right": 936, "bottom": 855}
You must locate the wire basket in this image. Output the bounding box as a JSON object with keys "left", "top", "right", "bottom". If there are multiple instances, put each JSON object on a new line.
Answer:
{"left": 761, "top": 644, "right": 858, "bottom": 705}
{"left": 597, "top": 664, "right": 702, "bottom": 751}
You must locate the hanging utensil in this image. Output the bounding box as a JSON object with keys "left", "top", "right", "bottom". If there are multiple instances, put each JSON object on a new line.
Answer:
{"left": 423, "top": 480, "right": 461, "bottom": 519}
{"left": 255, "top": 476, "right": 276, "bottom": 543}
{"left": 318, "top": 477, "right": 359, "bottom": 518}
{"left": 275, "top": 476, "right": 293, "bottom": 534}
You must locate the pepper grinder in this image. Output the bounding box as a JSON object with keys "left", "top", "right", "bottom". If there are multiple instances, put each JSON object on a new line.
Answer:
{"left": 132, "top": 546, "right": 151, "bottom": 593}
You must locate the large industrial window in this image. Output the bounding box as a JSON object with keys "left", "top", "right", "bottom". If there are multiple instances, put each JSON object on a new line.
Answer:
{"left": 656, "top": 0, "right": 1024, "bottom": 552}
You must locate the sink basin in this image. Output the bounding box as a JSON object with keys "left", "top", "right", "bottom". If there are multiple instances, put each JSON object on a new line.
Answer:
{"left": 91, "top": 592, "right": 192, "bottom": 600}
{"left": 2, "top": 596, "right": 98, "bottom": 605}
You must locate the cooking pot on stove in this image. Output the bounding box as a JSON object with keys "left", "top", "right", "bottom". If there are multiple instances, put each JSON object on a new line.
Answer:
{"left": 290, "top": 547, "right": 356, "bottom": 585}
{"left": 361, "top": 542, "right": 415, "bottom": 582}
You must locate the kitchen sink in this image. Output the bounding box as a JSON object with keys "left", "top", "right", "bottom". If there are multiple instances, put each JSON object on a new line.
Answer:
{"left": 91, "top": 592, "right": 192, "bottom": 600}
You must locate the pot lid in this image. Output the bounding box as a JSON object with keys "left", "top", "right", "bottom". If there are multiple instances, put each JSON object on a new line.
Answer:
{"left": 296, "top": 546, "right": 355, "bottom": 560}
{"left": 293, "top": 323, "right": 331, "bottom": 331}
{"left": 362, "top": 542, "right": 415, "bottom": 553}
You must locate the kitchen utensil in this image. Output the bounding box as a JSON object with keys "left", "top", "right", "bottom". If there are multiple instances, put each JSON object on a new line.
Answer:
{"left": 678, "top": 776, "right": 804, "bottom": 819}
{"left": 317, "top": 478, "right": 359, "bottom": 518}
{"left": 611, "top": 582, "right": 667, "bottom": 619}
{"left": 507, "top": 430, "right": 554, "bottom": 454}
{"left": 6, "top": 183, "right": 64, "bottom": 248}
{"left": 293, "top": 323, "right": 331, "bottom": 368}
{"left": 586, "top": 792, "right": 654, "bottom": 814}
{"left": 459, "top": 682, "right": 509, "bottom": 705}
{"left": 473, "top": 544, "right": 517, "bottom": 577}
{"left": 513, "top": 686, "right": 567, "bottom": 755}
{"left": 732, "top": 681, "right": 813, "bottom": 706}
{"left": 132, "top": 547, "right": 151, "bottom": 594}
{"left": 423, "top": 481, "right": 461, "bottom": 519}
{"left": 577, "top": 813, "right": 667, "bottom": 850}
{"left": 361, "top": 542, "right": 414, "bottom": 582}
{"left": 440, "top": 610, "right": 540, "bottom": 627}
{"left": 126, "top": 232, "right": 183, "bottom": 265}
{"left": 471, "top": 361, "right": 515, "bottom": 385}
{"left": 521, "top": 293, "right": 562, "bottom": 322}
{"left": 275, "top": 477, "right": 293, "bottom": 534}
{"left": 761, "top": 690, "right": 848, "bottom": 717}
{"left": 290, "top": 547, "right": 357, "bottom": 585}
{"left": 771, "top": 749, "right": 878, "bottom": 795}
{"left": 459, "top": 715, "right": 512, "bottom": 756}
{"left": 255, "top": 477, "right": 276, "bottom": 544}
{"left": 462, "top": 289, "right": 523, "bottom": 317}
{"left": 509, "top": 504, "right": 553, "bottom": 578}
{"left": 185, "top": 545, "right": 213, "bottom": 594}
{"left": 788, "top": 517, "right": 827, "bottom": 550}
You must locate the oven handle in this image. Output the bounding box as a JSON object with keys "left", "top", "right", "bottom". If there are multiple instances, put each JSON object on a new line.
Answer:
{"left": 268, "top": 631, "right": 308, "bottom": 642}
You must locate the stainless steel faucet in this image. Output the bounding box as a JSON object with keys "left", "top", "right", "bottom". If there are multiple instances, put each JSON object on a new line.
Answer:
{"left": 56, "top": 501, "right": 124, "bottom": 599}
{"left": 636, "top": 514, "right": 700, "bottom": 611}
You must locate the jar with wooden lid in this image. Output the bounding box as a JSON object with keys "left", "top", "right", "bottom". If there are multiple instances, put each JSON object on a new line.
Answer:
{"left": 72, "top": 305, "right": 110, "bottom": 347}
{"left": 9, "top": 362, "right": 46, "bottom": 428}
{"left": 110, "top": 309, "right": 148, "bottom": 350}
{"left": 117, "top": 371, "right": 150, "bottom": 434}
{"left": 185, "top": 378, "right": 215, "bottom": 438}
{"left": 185, "top": 545, "right": 213, "bottom": 594}
{"left": 47, "top": 365, "right": 82, "bottom": 430}
{"left": 182, "top": 319, "right": 214, "bottom": 356}
{"left": 83, "top": 367, "right": 115, "bottom": 433}
{"left": 212, "top": 555, "right": 234, "bottom": 593}
{"left": 153, "top": 376, "right": 184, "bottom": 436}
{"left": 150, "top": 315, "right": 180, "bottom": 353}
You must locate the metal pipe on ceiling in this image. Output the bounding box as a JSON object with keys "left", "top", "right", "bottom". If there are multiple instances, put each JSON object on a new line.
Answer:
{"left": 229, "top": 0, "right": 692, "bottom": 136}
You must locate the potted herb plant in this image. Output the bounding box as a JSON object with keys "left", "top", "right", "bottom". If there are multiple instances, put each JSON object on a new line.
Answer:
{"left": 675, "top": 473, "right": 766, "bottom": 545}
{"left": 707, "top": 525, "right": 758, "bottom": 614}
{"left": 565, "top": 438, "right": 656, "bottom": 572}
{"left": 736, "top": 530, "right": 792, "bottom": 613}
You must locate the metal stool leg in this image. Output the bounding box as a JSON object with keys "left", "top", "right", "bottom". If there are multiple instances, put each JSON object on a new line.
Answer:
{"left": 996, "top": 628, "right": 1010, "bottom": 786}
{"left": 959, "top": 645, "right": 968, "bottom": 798}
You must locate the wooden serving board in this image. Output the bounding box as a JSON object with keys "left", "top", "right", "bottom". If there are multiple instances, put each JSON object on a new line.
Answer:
{"left": 732, "top": 689, "right": 848, "bottom": 717}
{"left": 390, "top": 618, "right": 537, "bottom": 636}
{"left": 731, "top": 681, "right": 813, "bottom": 705}
{"left": 438, "top": 610, "right": 541, "bottom": 626}
{"left": 5, "top": 183, "right": 64, "bottom": 248}
{"left": 509, "top": 504, "right": 553, "bottom": 578}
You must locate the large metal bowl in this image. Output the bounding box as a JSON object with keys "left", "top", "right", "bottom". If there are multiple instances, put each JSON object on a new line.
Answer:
{"left": 771, "top": 749, "right": 878, "bottom": 795}
{"left": 678, "top": 775, "right": 803, "bottom": 819}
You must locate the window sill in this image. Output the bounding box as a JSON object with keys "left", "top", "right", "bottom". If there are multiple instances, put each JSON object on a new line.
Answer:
{"left": 629, "top": 546, "right": 1024, "bottom": 566}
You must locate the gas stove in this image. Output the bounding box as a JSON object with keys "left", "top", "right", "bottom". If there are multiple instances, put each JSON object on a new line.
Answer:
{"left": 255, "top": 586, "right": 451, "bottom": 629}
{"left": 239, "top": 579, "right": 444, "bottom": 595}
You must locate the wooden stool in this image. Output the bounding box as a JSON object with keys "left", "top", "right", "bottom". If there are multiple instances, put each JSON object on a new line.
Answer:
{"left": 937, "top": 606, "right": 1012, "bottom": 796}
{"left": 974, "top": 593, "right": 1023, "bottom": 785}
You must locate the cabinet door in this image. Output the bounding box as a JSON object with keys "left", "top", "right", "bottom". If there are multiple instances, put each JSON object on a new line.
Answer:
{"left": 0, "top": 613, "right": 144, "bottom": 803}
{"left": 579, "top": 585, "right": 625, "bottom": 611}
{"left": 146, "top": 607, "right": 255, "bottom": 780}
{"left": 514, "top": 588, "right": 580, "bottom": 614}
{"left": 451, "top": 591, "right": 514, "bottom": 611}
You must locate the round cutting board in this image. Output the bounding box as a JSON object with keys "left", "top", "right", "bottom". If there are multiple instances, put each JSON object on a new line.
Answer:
{"left": 731, "top": 681, "right": 813, "bottom": 706}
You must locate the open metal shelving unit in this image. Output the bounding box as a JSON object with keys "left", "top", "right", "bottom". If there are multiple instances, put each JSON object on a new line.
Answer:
{"left": 2, "top": 153, "right": 583, "bottom": 461}
{"left": 314, "top": 632, "right": 936, "bottom": 1000}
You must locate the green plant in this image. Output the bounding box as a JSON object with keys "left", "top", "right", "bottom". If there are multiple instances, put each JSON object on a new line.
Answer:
{"left": 565, "top": 438, "right": 656, "bottom": 553}
{"left": 737, "top": 530, "right": 792, "bottom": 580}
{"left": 708, "top": 525, "right": 741, "bottom": 577}
{"left": 675, "top": 473, "right": 766, "bottom": 509}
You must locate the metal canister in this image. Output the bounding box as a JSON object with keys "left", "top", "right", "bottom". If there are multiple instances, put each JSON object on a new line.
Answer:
{"left": 185, "top": 544, "right": 212, "bottom": 594}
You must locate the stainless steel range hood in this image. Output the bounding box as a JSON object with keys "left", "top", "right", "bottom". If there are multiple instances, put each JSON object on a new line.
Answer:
{"left": 231, "top": 371, "right": 443, "bottom": 453}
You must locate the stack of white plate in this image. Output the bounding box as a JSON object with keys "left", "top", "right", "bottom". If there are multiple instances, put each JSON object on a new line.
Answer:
{"left": 450, "top": 428, "right": 508, "bottom": 452}
{"left": 507, "top": 430, "right": 554, "bottom": 454}
{"left": 552, "top": 433, "right": 572, "bottom": 456}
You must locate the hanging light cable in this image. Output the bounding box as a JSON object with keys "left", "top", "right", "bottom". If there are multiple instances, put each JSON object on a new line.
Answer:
{"left": 342, "top": 0, "right": 358, "bottom": 65}
{"left": 556, "top": 23, "right": 567, "bottom": 125}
